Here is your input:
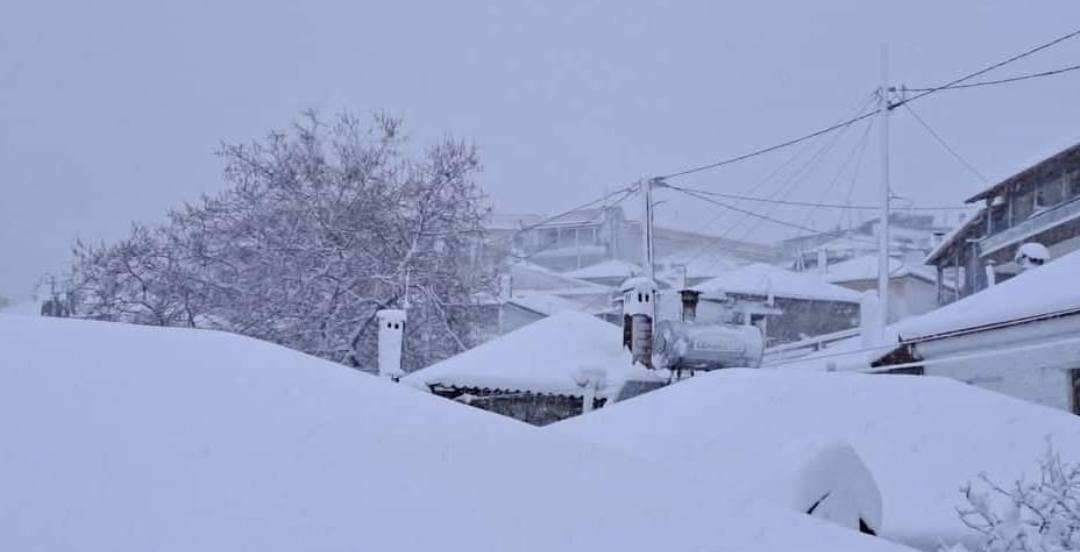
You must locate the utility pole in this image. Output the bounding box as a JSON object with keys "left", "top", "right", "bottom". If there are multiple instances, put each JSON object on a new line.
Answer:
{"left": 877, "top": 44, "right": 892, "bottom": 331}
{"left": 640, "top": 178, "right": 657, "bottom": 281}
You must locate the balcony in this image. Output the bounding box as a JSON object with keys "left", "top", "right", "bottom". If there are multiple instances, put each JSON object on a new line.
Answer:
{"left": 980, "top": 196, "right": 1080, "bottom": 256}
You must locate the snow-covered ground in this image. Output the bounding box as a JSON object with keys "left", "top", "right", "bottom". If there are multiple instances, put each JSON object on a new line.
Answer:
{"left": 0, "top": 315, "right": 912, "bottom": 551}
{"left": 552, "top": 369, "right": 1080, "bottom": 550}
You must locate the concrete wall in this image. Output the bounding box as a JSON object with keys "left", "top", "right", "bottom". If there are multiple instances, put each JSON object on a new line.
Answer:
{"left": 916, "top": 315, "right": 1080, "bottom": 413}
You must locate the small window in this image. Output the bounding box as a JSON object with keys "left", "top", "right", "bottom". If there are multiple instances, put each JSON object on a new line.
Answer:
{"left": 1012, "top": 186, "right": 1035, "bottom": 222}
{"left": 1037, "top": 173, "right": 1065, "bottom": 208}
{"left": 1069, "top": 170, "right": 1080, "bottom": 198}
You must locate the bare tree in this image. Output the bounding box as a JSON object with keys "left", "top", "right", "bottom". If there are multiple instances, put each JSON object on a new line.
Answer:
{"left": 69, "top": 111, "right": 497, "bottom": 371}
{"left": 949, "top": 445, "right": 1080, "bottom": 552}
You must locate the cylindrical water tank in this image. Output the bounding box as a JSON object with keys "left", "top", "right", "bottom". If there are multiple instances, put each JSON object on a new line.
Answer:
{"left": 653, "top": 320, "right": 764, "bottom": 371}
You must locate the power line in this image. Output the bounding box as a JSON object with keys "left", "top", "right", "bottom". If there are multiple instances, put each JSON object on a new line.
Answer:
{"left": 669, "top": 185, "right": 974, "bottom": 211}
{"left": 903, "top": 63, "right": 1080, "bottom": 92}
{"left": 656, "top": 27, "right": 1080, "bottom": 181}
{"left": 657, "top": 110, "right": 879, "bottom": 180}
{"left": 508, "top": 186, "right": 635, "bottom": 238}
{"left": 664, "top": 184, "right": 879, "bottom": 245}
{"left": 892, "top": 27, "right": 1080, "bottom": 107}
{"left": 898, "top": 101, "right": 989, "bottom": 184}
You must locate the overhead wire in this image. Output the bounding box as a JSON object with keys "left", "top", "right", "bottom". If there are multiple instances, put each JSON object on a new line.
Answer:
{"left": 902, "top": 63, "right": 1080, "bottom": 92}
{"left": 896, "top": 100, "right": 989, "bottom": 184}
{"left": 656, "top": 27, "right": 1080, "bottom": 181}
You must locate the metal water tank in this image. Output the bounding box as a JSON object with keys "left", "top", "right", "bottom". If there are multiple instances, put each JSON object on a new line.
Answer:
{"left": 653, "top": 320, "right": 764, "bottom": 371}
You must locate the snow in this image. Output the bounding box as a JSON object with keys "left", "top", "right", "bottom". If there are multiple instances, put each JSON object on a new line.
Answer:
{"left": 656, "top": 250, "right": 744, "bottom": 280}
{"left": 796, "top": 442, "right": 882, "bottom": 534}
{"left": 504, "top": 292, "right": 585, "bottom": 316}
{"left": 823, "top": 255, "right": 938, "bottom": 285}
{"left": 402, "top": 310, "right": 632, "bottom": 397}
{"left": 0, "top": 315, "right": 912, "bottom": 552}
{"left": 924, "top": 207, "right": 985, "bottom": 264}
{"left": 896, "top": 248, "right": 1080, "bottom": 340}
{"left": 695, "top": 263, "right": 862, "bottom": 303}
{"left": 564, "top": 259, "right": 641, "bottom": 280}
{"left": 508, "top": 261, "right": 610, "bottom": 293}
{"left": 552, "top": 369, "right": 1080, "bottom": 549}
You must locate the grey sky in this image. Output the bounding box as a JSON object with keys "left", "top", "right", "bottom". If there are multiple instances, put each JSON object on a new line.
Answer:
{"left": 3, "top": 0, "right": 1079, "bottom": 299}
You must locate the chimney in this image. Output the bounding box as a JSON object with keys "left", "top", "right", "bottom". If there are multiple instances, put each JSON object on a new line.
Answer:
{"left": 859, "top": 291, "right": 882, "bottom": 349}
{"left": 679, "top": 289, "right": 702, "bottom": 322}
{"left": 376, "top": 309, "right": 407, "bottom": 380}
{"left": 622, "top": 277, "right": 657, "bottom": 368}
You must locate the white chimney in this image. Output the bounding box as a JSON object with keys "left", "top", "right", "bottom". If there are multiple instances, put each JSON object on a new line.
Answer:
{"left": 621, "top": 277, "right": 657, "bottom": 368}
{"left": 376, "top": 309, "right": 407, "bottom": 380}
{"left": 859, "top": 291, "right": 882, "bottom": 349}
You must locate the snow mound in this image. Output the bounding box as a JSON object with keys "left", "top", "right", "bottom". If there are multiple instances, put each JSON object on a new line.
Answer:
{"left": 796, "top": 442, "right": 883, "bottom": 535}
{"left": 552, "top": 369, "right": 1080, "bottom": 549}
{"left": 0, "top": 315, "right": 912, "bottom": 551}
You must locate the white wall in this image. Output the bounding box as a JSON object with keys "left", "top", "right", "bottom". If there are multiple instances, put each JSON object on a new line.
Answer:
{"left": 916, "top": 316, "right": 1080, "bottom": 412}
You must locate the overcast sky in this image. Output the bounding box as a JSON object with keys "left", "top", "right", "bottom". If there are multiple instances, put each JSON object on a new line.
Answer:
{"left": 3, "top": 1, "right": 1079, "bottom": 299}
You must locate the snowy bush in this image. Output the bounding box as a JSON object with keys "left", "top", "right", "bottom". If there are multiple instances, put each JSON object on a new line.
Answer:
{"left": 951, "top": 446, "right": 1080, "bottom": 552}
{"left": 68, "top": 111, "right": 499, "bottom": 371}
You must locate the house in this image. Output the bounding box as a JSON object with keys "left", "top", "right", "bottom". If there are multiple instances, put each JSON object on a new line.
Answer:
{"left": 0, "top": 316, "right": 910, "bottom": 552}
{"left": 876, "top": 247, "right": 1080, "bottom": 412}
{"left": 402, "top": 311, "right": 662, "bottom": 426}
{"left": 926, "top": 141, "right": 1080, "bottom": 303}
{"left": 492, "top": 205, "right": 776, "bottom": 273}
{"left": 781, "top": 212, "right": 961, "bottom": 271}
{"left": 822, "top": 255, "right": 946, "bottom": 322}
{"left": 552, "top": 368, "right": 1080, "bottom": 550}
{"left": 783, "top": 248, "right": 1080, "bottom": 415}
{"left": 691, "top": 264, "right": 863, "bottom": 347}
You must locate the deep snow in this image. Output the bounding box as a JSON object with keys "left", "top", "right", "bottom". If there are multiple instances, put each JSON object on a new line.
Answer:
{"left": 552, "top": 369, "right": 1080, "bottom": 549}
{"left": 0, "top": 315, "right": 912, "bottom": 551}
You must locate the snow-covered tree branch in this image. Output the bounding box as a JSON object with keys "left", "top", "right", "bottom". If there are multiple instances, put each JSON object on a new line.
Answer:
{"left": 68, "top": 111, "right": 498, "bottom": 371}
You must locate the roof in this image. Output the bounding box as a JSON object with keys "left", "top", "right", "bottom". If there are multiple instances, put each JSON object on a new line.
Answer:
{"left": 552, "top": 368, "right": 1080, "bottom": 549}
{"left": 564, "top": 259, "right": 642, "bottom": 280}
{"left": 656, "top": 250, "right": 745, "bottom": 279}
{"left": 695, "top": 263, "right": 862, "bottom": 303}
{"left": 966, "top": 141, "right": 1080, "bottom": 203}
{"left": 0, "top": 315, "right": 911, "bottom": 552}
{"left": 897, "top": 248, "right": 1080, "bottom": 340}
{"left": 823, "top": 255, "right": 939, "bottom": 286}
{"left": 508, "top": 262, "right": 610, "bottom": 294}
{"left": 403, "top": 311, "right": 631, "bottom": 397}
{"left": 504, "top": 292, "right": 584, "bottom": 316}
{"left": 923, "top": 206, "right": 985, "bottom": 265}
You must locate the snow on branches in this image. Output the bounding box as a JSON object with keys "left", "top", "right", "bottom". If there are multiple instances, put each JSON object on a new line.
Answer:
{"left": 69, "top": 111, "right": 498, "bottom": 371}
{"left": 949, "top": 444, "right": 1080, "bottom": 552}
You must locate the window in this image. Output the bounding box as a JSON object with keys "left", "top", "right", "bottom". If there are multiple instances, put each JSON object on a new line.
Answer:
{"left": 1070, "top": 170, "right": 1080, "bottom": 199}
{"left": 1012, "top": 186, "right": 1035, "bottom": 223}
{"left": 1036, "top": 173, "right": 1065, "bottom": 208}
{"left": 990, "top": 202, "right": 1009, "bottom": 234}
{"left": 1072, "top": 369, "right": 1080, "bottom": 415}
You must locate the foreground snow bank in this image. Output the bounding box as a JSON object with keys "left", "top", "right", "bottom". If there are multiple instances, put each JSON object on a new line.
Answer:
{"left": 0, "top": 316, "right": 911, "bottom": 552}
{"left": 552, "top": 369, "right": 1080, "bottom": 549}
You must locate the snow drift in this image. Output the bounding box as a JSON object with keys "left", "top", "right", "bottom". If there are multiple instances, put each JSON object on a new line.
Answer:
{"left": 552, "top": 369, "right": 1080, "bottom": 549}
{"left": 0, "top": 315, "right": 911, "bottom": 552}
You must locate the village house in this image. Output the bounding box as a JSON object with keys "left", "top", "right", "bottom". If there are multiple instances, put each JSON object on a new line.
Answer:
{"left": 402, "top": 311, "right": 663, "bottom": 425}
{"left": 489, "top": 205, "right": 776, "bottom": 273}
{"left": 780, "top": 248, "right": 1080, "bottom": 415}
{"left": 926, "top": 141, "right": 1080, "bottom": 303}
{"left": 780, "top": 212, "right": 960, "bottom": 271}
{"left": 821, "top": 255, "right": 947, "bottom": 322}
{"left": 689, "top": 263, "right": 863, "bottom": 347}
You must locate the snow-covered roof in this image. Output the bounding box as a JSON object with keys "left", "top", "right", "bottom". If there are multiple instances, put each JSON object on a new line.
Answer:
{"left": 656, "top": 250, "right": 745, "bottom": 279}
{"left": 896, "top": 248, "right": 1080, "bottom": 340}
{"left": 823, "top": 255, "right": 939, "bottom": 285}
{"left": 0, "top": 315, "right": 911, "bottom": 552}
{"left": 403, "top": 310, "right": 630, "bottom": 397}
{"left": 564, "top": 259, "right": 642, "bottom": 280}
{"left": 695, "top": 263, "right": 862, "bottom": 303}
{"left": 504, "top": 292, "right": 584, "bottom": 316}
{"left": 966, "top": 140, "right": 1080, "bottom": 203}
{"left": 553, "top": 369, "right": 1080, "bottom": 549}
{"left": 923, "top": 206, "right": 985, "bottom": 265}
{"left": 508, "top": 262, "right": 610, "bottom": 294}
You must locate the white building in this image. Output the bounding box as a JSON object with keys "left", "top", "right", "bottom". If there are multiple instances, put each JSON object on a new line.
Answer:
{"left": 822, "top": 255, "right": 946, "bottom": 323}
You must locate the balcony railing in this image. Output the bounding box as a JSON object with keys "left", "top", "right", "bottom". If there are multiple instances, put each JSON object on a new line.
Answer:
{"left": 980, "top": 197, "right": 1080, "bottom": 256}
